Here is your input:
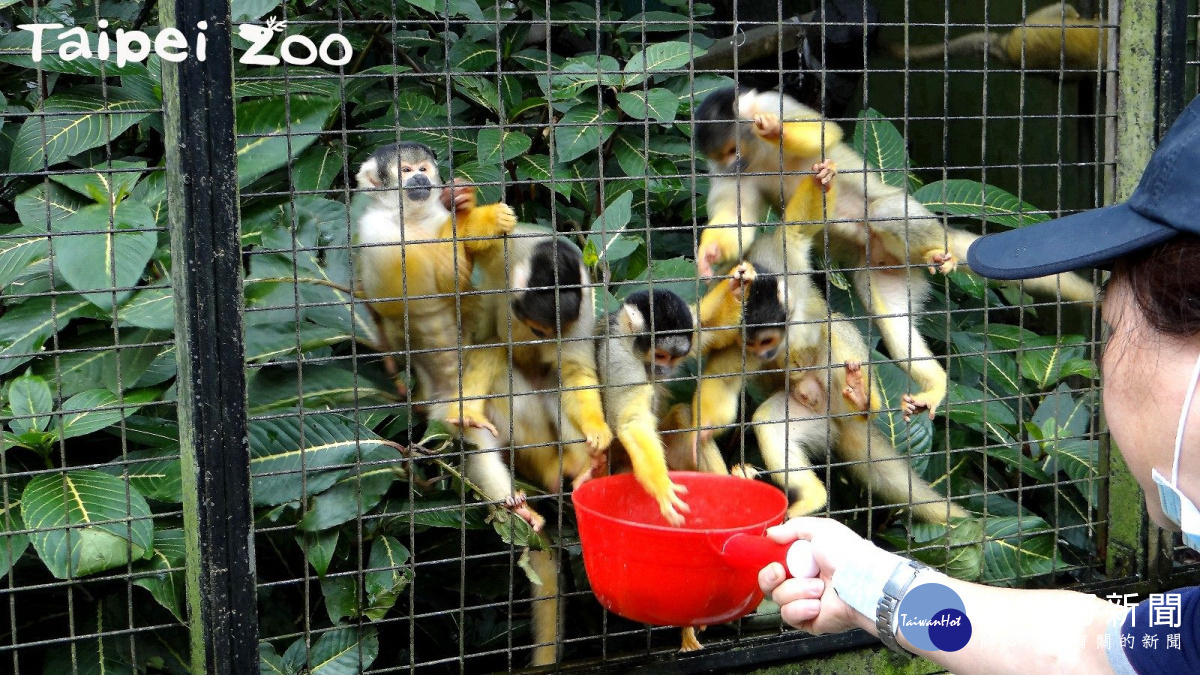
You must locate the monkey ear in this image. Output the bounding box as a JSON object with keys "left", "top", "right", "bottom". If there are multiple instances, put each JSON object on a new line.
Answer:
{"left": 620, "top": 302, "right": 646, "bottom": 334}
{"left": 355, "top": 160, "right": 381, "bottom": 188}
{"left": 512, "top": 260, "right": 531, "bottom": 290}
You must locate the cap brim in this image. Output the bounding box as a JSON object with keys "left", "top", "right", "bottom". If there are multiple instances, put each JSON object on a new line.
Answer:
{"left": 966, "top": 202, "right": 1178, "bottom": 280}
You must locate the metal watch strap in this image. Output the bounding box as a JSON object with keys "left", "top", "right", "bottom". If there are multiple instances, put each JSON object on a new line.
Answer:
{"left": 875, "top": 560, "right": 927, "bottom": 653}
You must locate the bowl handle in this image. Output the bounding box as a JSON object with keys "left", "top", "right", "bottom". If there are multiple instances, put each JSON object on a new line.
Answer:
{"left": 721, "top": 533, "right": 820, "bottom": 579}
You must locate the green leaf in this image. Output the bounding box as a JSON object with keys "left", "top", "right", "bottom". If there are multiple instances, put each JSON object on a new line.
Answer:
{"left": 453, "top": 161, "right": 505, "bottom": 205}
{"left": 308, "top": 625, "right": 379, "bottom": 675}
{"left": 233, "top": 0, "right": 284, "bottom": 22}
{"left": 623, "top": 41, "right": 703, "bottom": 87}
{"left": 290, "top": 143, "right": 344, "bottom": 193}
{"left": 944, "top": 381, "right": 1017, "bottom": 444}
{"left": 245, "top": 321, "right": 351, "bottom": 363}
{"left": 8, "top": 372, "right": 53, "bottom": 436}
{"left": 115, "top": 287, "right": 175, "bottom": 330}
{"left": 0, "top": 226, "right": 49, "bottom": 291}
{"left": 0, "top": 501, "right": 29, "bottom": 577}
{"left": 51, "top": 202, "right": 157, "bottom": 311}
{"left": 616, "top": 88, "right": 679, "bottom": 123}
{"left": 554, "top": 105, "right": 618, "bottom": 162}
{"left": 260, "top": 643, "right": 292, "bottom": 675}
{"left": 617, "top": 257, "right": 701, "bottom": 304}
{"left": 297, "top": 445, "right": 403, "bottom": 532}
{"left": 477, "top": 127, "right": 532, "bottom": 164}
{"left": 364, "top": 535, "right": 413, "bottom": 620}
{"left": 100, "top": 448, "right": 183, "bottom": 503}
{"left": 58, "top": 388, "right": 158, "bottom": 440}
{"left": 851, "top": 108, "right": 910, "bottom": 189}
{"left": 249, "top": 414, "right": 389, "bottom": 507}
{"left": 1019, "top": 335, "right": 1086, "bottom": 389}
{"left": 49, "top": 160, "right": 145, "bottom": 204}
{"left": 872, "top": 356, "right": 934, "bottom": 455}
{"left": 913, "top": 179, "right": 1049, "bottom": 229}
{"left": 879, "top": 519, "right": 983, "bottom": 581}
{"left": 247, "top": 364, "right": 397, "bottom": 416}
{"left": 980, "top": 516, "right": 1063, "bottom": 584}
{"left": 514, "top": 155, "right": 572, "bottom": 198}
{"left": 237, "top": 97, "right": 337, "bottom": 188}
{"left": 297, "top": 529, "right": 338, "bottom": 578}
{"left": 320, "top": 574, "right": 359, "bottom": 625}
{"left": 132, "top": 528, "right": 186, "bottom": 621}
{"left": 615, "top": 11, "right": 691, "bottom": 33}
{"left": 0, "top": 29, "right": 150, "bottom": 77}
{"left": 10, "top": 86, "right": 151, "bottom": 174}
{"left": 1032, "top": 383, "right": 1093, "bottom": 438}
{"left": 14, "top": 182, "right": 87, "bottom": 229}
{"left": 100, "top": 328, "right": 169, "bottom": 395}
{"left": 0, "top": 295, "right": 92, "bottom": 377}
{"left": 22, "top": 470, "right": 153, "bottom": 578}
{"left": 585, "top": 190, "right": 634, "bottom": 264}
{"left": 234, "top": 66, "right": 342, "bottom": 99}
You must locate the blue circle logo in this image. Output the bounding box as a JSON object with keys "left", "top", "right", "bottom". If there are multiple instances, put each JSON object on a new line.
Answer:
{"left": 895, "top": 582, "right": 972, "bottom": 652}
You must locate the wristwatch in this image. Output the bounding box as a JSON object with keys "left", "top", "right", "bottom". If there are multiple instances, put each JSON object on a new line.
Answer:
{"left": 875, "top": 559, "right": 928, "bottom": 653}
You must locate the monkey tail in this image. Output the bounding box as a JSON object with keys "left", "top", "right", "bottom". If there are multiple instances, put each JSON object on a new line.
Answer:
{"left": 887, "top": 32, "right": 1004, "bottom": 63}
{"left": 833, "top": 416, "right": 968, "bottom": 524}
{"left": 526, "top": 547, "right": 560, "bottom": 667}
{"left": 947, "top": 229, "right": 1097, "bottom": 304}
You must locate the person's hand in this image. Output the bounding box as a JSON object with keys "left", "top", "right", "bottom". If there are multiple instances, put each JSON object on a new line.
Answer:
{"left": 757, "top": 517, "right": 879, "bottom": 635}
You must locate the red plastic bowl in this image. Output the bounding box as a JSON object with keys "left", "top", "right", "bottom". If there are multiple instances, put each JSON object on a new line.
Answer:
{"left": 572, "top": 471, "right": 788, "bottom": 626}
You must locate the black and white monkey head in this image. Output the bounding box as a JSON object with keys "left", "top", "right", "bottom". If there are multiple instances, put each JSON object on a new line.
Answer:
{"left": 695, "top": 85, "right": 769, "bottom": 173}
{"left": 619, "top": 289, "right": 695, "bottom": 379}
{"left": 510, "top": 239, "right": 586, "bottom": 339}
{"left": 741, "top": 268, "right": 789, "bottom": 361}
{"left": 355, "top": 141, "right": 443, "bottom": 210}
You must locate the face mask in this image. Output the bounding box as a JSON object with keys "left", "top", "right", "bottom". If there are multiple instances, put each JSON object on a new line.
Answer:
{"left": 1151, "top": 352, "right": 1200, "bottom": 551}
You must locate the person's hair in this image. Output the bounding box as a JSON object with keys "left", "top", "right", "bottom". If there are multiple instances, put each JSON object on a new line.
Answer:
{"left": 1110, "top": 233, "right": 1200, "bottom": 339}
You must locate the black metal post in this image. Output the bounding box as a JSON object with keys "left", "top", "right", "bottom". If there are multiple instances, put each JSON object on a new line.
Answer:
{"left": 159, "top": 0, "right": 258, "bottom": 672}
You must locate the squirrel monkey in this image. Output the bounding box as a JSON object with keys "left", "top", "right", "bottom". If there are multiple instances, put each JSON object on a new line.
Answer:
{"left": 693, "top": 87, "right": 1096, "bottom": 419}
{"left": 891, "top": 3, "right": 1109, "bottom": 76}
{"left": 446, "top": 226, "right": 612, "bottom": 454}
{"left": 693, "top": 167, "right": 966, "bottom": 523}
{"left": 596, "top": 289, "right": 695, "bottom": 526}
{"left": 354, "top": 142, "right": 515, "bottom": 406}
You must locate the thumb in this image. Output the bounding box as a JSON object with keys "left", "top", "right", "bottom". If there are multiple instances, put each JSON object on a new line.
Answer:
{"left": 765, "top": 517, "right": 829, "bottom": 544}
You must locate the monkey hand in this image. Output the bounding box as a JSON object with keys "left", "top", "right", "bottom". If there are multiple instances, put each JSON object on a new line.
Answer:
{"left": 841, "top": 362, "right": 870, "bottom": 412}
{"left": 752, "top": 112, "right": 783, "bottom": 141}
{"left": 901, "top": 392, "right": 939, "bottom": 421}
{"left": 505, "top": 492, "right": 546, "bottom": 532}
{"left": 812, "top": 160, "right": 837, "bottom": 192}
{"left": 924, "top": 249, "right": 957, "bottom": 275}
{"left": 440, "top": 177, "right": 477, "bottom": 215}
{"left": 729, "top": 262, "right": 756, "bottom": 300}
{"left": 646, "top": 478, "right": 690, "bottom": 527}
{"left": 445, "top": 407, "right": 498, "bottom": 438}
{"left": 696, "top": 227, "right": 742, "bottom": 278}
{"left": 582, "top": 419, "right": 614, "bottom": 452}
{"left": 495, "top": 202, "right": 517, "bottom": 235}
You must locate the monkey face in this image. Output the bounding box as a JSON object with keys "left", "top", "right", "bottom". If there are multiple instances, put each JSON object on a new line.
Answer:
{"left": 650, "top": 335, "right": 693, "bottom": 378}
{"left": 400, "top": 159, "right": 439, "bottom": 202}
{"left": 356, "top": 142, "right": 444, "bottom": 208}
{"left": 744, "top": 327, "right": 784, "bottom": 361}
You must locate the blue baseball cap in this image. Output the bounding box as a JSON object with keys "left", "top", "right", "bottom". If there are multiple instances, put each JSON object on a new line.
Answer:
{"left": 968, "top": 95, "right": 1200, "bottom": 280}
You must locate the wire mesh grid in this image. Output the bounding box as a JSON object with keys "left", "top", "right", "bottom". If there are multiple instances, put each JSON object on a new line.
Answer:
{"left": 0, "top": 0, "right": 1170, "bottom": 673}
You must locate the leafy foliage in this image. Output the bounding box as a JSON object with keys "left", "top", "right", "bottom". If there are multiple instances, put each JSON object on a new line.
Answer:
{"left": 0, "top": 0, "right": 1104, "bottom": 671}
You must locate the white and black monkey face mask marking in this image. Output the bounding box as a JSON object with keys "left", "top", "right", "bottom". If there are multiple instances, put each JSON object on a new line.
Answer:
{"left": 620, "top": 290, "right": 695, "bottom": 379}
{"left": 356, "top": 141, "right": 443, "bottom": 206}
{"left": 694, "top": 85, "right": 765, "bottom": 175}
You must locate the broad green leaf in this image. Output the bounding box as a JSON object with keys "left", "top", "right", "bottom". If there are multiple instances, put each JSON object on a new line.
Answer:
{"left": 1032, "top": 383, "right": 1093, "bottom": 438}
{"left": 980, "top": 516, "right": 1063, "bottom": 584}
{"left": 237, "top": 97, "right": 337, "bottom": 188}
{"left": 0, "top": 29, "right": 150, "bottom": 77}
{"left": 320, "top": 575, "right": 359, "bottom": 625}
{"left": 913, "top": 179, "right": 1049, "bottom": 229}
{"left": 0, "top": 226, "right": 49, "bottom": 291}
{"left": 14, "top": 183, "right": 88, "bottom": 230}
{"left": 623, "top": 41, "right": 703, "bottom": 87}
{"left": 1042, "top": 438, "right": 1100, "bottom": 497}
{"left": 297, "top": 529, "right": 338, "bottom": 578}
{"left": 249, "top": 414, "right": 389, "bottom": 506}
{"left": 245, "top": 321, "right": 351, "bottom": 363}
{"left": 0, "top": 295, "right": 92, "bottom": 377}
{"left": 453, "top": 161, "right": 505, "bottom": 206}
{"left": 447, "top": 39, "right": 497, "bottom": 72}
{"left": 477, "top": 128, "right": 532, "bottom": 164}
{"left": 51, "top": 202, "right": 157, "bottom": 311}
{"left": 612, "top": 131, "right": 652, "bottom": 177}
{"left": 872, "top": 356, "right": 933, "bottom": 455}
{"left": 616, "top": 88, "right": 679, "bottom": 123}
{"left": 514, "top": 155, "right": 572, "bottom": 198}
{"left": 364, "top": 535, "right": 413, "bottom": 620}
{"left": 260, "top": 643, "right": 292, "bottom": 675}
{"left": 58, "top": 388, "right": 159, "bottom": 440}
{"left": 100, "top": 448, "right": 183, "bottom": 503}
{"left": 297, "top": 445, "right": 403, "bottom": 532}
{"left": 22, "top": 470, "right": 154, "bottom": 578}
{"left": 1019, "top": 335, "right": 1086, "bottom": 389}
{"left": 234, "top": 0, "right": 288, "bottom": 22}
{"left": 115, "top": 287, "right": 175, "bottom": 330}
{"left": 308, "top": 625, "right": 379, "bottom": 675}
{"left": 878, "top": 519, "right": 983, "bottom": 581}
{"left": 615, "top": 11, "right": 691, "bottom": 33}
{"left": 0, "top": 501, "right": 28, "bottom": 577}
{"left": 617, "top": 257, "right": 701, "bottom": 304}
{"left": 50, "top": 160, "right": 145, "bottom": 204}
{"left": 288, "top": 142, "right": 344, "bottom": 193}
{"left": 132, "top": 528, "right": 186, "bottom": 621}
{"left": 247, "top": 364, "right": 397, "bottom": 415}
{"left": 944, "top": 381, "right": 1017, "bottom": 445}
{"left": 10, "top": 86, "right": 151, "bottom": 174}
{"left": 8, "top": 372, "right": 52, "bottom": 436}
{"left": 851, "top": 108, "right": 911, "bottom": 189}
{"left": 554, "top": 105, "right": 618, "bottom": 162}
{"left": 543, "top": 55, "right": 623, "bottom": 100}
{"left": 100, "top": 328, "right": 169, "bottom": 394}
{"left": 585, "top": 190, "right": 634, "bottom": 264}
{"left": 234, "top": 66, "right": 342, "bottom": 99}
